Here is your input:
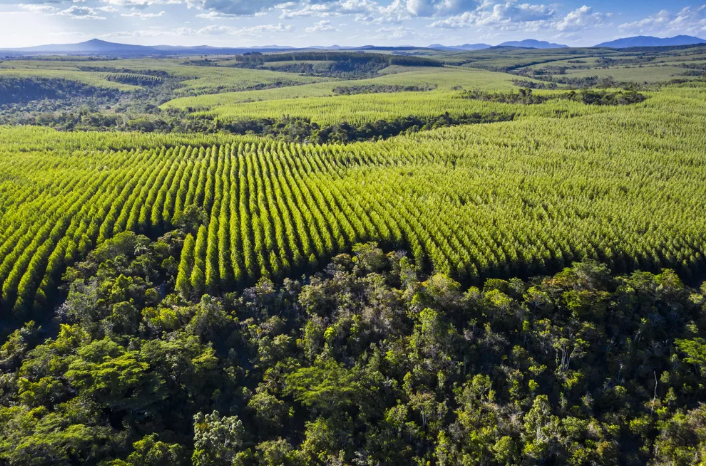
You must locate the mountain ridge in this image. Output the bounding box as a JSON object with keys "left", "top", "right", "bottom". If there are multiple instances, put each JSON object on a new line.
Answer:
{"left": 595, "top": 35, "right": 706, "bottom": 48}
{"left": 4, "top": 36, "right": 706, "bottom": 56}
{"left": 428, "top": 43, "right": 492, "bottom": 51}
{"left": 497, "top": 39, "right": 568, "bottom": 49}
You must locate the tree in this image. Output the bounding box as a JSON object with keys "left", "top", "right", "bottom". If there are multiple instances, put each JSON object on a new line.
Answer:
{"left": 176, "top": 234, "right": 195, "bottom": 298}
{"left": 192, "top": 411, "right": 244, "bottom": 466}
{"left": 123, "top": 434, "right": 187, "bottom": 466}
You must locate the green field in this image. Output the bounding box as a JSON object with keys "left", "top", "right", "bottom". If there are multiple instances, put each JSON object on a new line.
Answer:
{"left": 0, "top": 58, "right": 327, "bottom": 95}
{"left": 162, "top": 67, "right": 554, "bottom": 124}
{"left": 562, "top": 65, "right": 690, "bottom": 83}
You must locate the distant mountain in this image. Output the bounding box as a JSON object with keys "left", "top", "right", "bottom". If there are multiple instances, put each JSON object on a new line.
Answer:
{"left": 1, "top": 39, "right": 296, "bottom": 56}
{"left": 428, "top": 43, "right": 491, "bottom": 51}
{"left": 497, "top": 39, "right": 568, "bottom": 49}
{"left": 595, "top": 35, "right": 706, "bottom": 48}
{"left": 0, "top": 38, "right": 576, "bottom": 56}
{"left": 13, "top": 39, "right": 154, "bottom": 54}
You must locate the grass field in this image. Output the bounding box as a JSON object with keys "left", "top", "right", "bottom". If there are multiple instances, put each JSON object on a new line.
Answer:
{"left": 161, "top": 67, "right": 551, "bottom": 124}
{"left": 0, "top": 58, "right": 327, "bottom": 94}
{"left": 562, "top": 65, "right": 691, "bottom": 83}
{"left": 0, "top": 68, "right": 139, "bottom": 90}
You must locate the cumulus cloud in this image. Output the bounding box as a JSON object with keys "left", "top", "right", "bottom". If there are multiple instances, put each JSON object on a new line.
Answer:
{"left": 278, "top": 0, "right": 480, "bottom": 23}
{"left": 196, "top": 11, "right": 237, "bottom": 18}
{"left": 305, "top": 19, "right": 337, "bottom": 31}
{"left": 57, "top": 5, "right": 106, "bottom": 18}
{"left": 619, "top": 6, "right": 706, "bottom": 35}
{"left": 618, "top": 9, "right": 671, "bottom": 32}
{"left": 186, "top": 0, "right": 283, "bottom": 16}
{"left": 404, "top": 0, "right": 477, "bottom": 17}
{"left": 430, "top": 2, "right": 555, "bottom": 29}
{"left": 555, "top": 5, "right": 606, "bottom": 32}
{"left": 279, "top": 0, "right": 380, "bottom": 20}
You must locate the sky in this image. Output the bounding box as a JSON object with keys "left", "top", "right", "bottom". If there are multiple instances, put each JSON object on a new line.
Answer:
{"left": 0, "top": 0, "right": 704, "bottom": 48}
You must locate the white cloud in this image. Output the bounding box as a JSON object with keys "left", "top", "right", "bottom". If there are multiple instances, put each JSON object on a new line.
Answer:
{"left": 373, "top": 25, "right": 414, "bottom": 39}
{"left": 404, "top": 0, "right": 476, "bottom": 17}
{"left": 122, "top": 10, "right": 164, "bottom": 18}
{"left": 197, "top": 24, "right": 233, "bottom": 34}
{"left": 618, "top": 9, "right": 671, "bottom": 32}
{"left": 305, "top": 19, "right": 337, "bottom": 31}
{"left": 619, "top": 6, "right": 706, "bottom": 35}
{"left": 189, "top": 22, "right": 294, "bottom": 35}
{"left": 102, "top": 0, "right": 182, "bottom": 9}
{"left": 280, "top": 0, "right": 380, "bottom": 20}
{"left": 240, "top": 23, "right": 294, "bottom": 33}
{"left": 186, "top": 0, "right": 282, "bottom": 16}
{"left": 18, "top": 3, "right": 58, "bottom": 11}
{"left": 196, "top": 10, "right": 237, "bottom": 18}
{"left": 57, "top": 5, "right": 106, "bottom": 19}
{"left": 555, "top": 5, "right": 606, "bottom": 32}
{"left": 430, "top": 2, "right": 556, "bottom": 29}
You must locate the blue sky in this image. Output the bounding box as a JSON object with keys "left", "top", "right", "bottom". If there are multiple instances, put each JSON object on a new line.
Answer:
{"left": 0, "top": 0, "right": 704, "bottom": 48}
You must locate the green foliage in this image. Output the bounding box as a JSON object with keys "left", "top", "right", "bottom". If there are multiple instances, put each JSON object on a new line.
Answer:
{"left": 2, "top": 47, "right": 706, "bottom": 465}
{"left": 192, "top": 411, "right": 244, "bottom": 466}
{"left": 2, "top": 79, "right": 706, "bottom": 313}
{"left": 2, "top": 235, "right": 706, "bottom": 464}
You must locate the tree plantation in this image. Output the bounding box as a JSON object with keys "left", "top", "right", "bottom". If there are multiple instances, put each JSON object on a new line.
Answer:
{"left": 1, "top": 44, "right": 706, "bottom": 465}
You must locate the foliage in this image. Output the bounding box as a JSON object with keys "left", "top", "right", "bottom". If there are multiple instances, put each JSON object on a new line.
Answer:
{"left": 0, "top": 77, "right": 122, "bottom": 105}
{"left": 462, "top": 88, "right": 647, "bottom": 106}
{"left": 0, "top": 79, "right": 706, "bottom": 318}
{"left": 332, "top": 84, "right": 437, "bottom": 95}
{"left": 2, "top": 238, "right": 706, "bottom": 465}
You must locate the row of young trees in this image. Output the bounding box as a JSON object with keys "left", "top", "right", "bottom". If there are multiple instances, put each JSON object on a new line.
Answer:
{"left": 1, "top": 83, "right": 706, "bottom": 319}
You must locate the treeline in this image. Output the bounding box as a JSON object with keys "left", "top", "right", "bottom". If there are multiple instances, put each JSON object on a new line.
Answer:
{"left": 2, "top": 235, "right": 706, "bottom": 465}
{"left": 0, "top": 77, "right": 121, "bottom": 105}
{"left": 4, "top": 110, "right": 516, "bottom": 143}
{"left": 511, "top": 72, "right": 643, "bottom": 90}
{"left": 78, "top": 67, "right": 172, "bottom": 78}
{"left": 105, "top": 73, "right": 164, "bottom": 87}
{"left": 463, "top": 88, "right": 646, "bottom": 106}
{"left": 264, "top": 60, "right": 389, "bottom": 79}
{"left": 511, "top": 79, "right": 559, "bottom": 89}
{"left": 258, "top": 51, "right": 443, "bottom": 67}
{"left": 462, "top": 88, "right": 549, "bottom": 105}
{"left": 230, "top": 52, "right": 442, "bottom": 77}
{"left": 332, "top": 84, "right": 437, "bottom": 95}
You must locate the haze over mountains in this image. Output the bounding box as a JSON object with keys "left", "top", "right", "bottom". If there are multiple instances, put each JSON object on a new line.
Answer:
{"left": 596, "top": 35, "right": 706, "bottom": 48}
{"left": 497, "top": 40, "right": 568, "bottom": 49}
{"left": 1, "top": 35, "right": 705, "bottom": 56}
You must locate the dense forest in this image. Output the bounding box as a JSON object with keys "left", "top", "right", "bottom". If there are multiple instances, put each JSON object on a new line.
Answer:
{"left": 2, "top": 232, "right": 706, "bottom": 465}
{"left": 0, "top": 77, "right": 122, "bottom": 105}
